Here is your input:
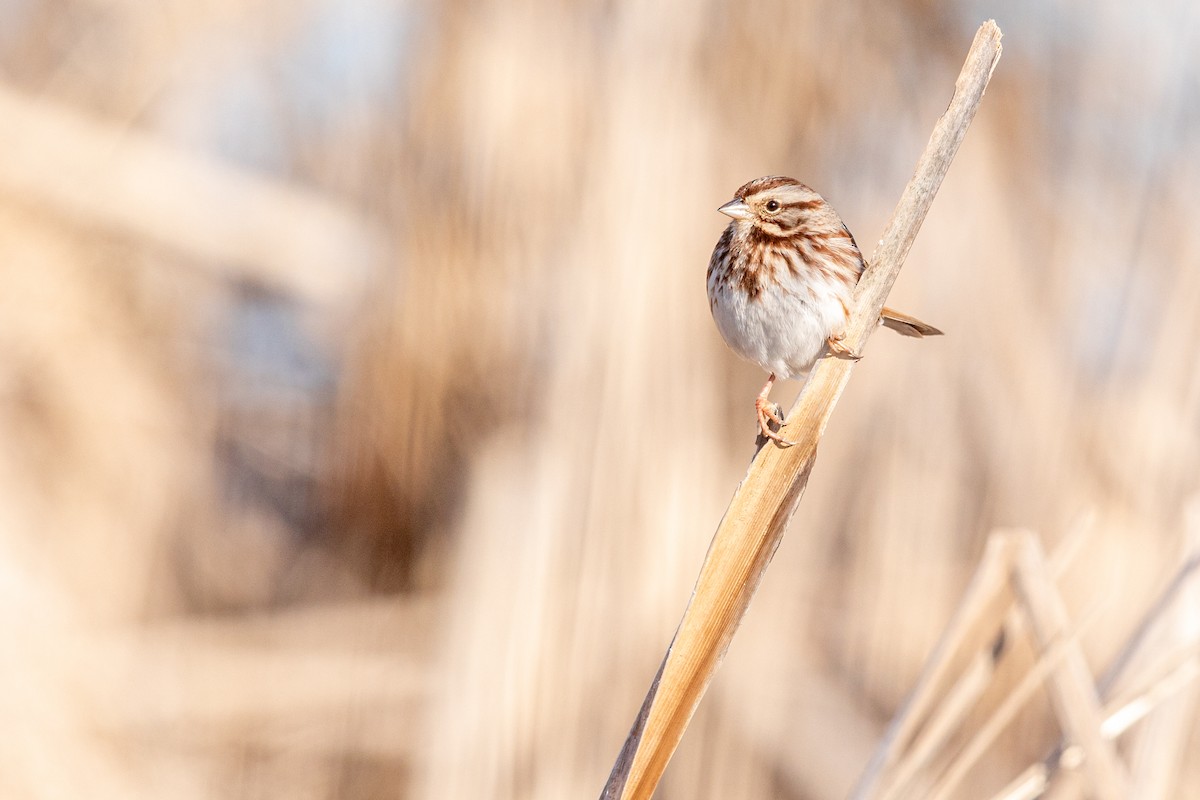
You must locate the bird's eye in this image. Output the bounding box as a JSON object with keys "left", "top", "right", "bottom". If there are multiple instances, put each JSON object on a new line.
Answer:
{"left": 765, "top": 200, "right": 780, "bottom": 212}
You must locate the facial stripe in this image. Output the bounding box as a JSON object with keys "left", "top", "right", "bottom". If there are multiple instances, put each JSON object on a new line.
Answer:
{"left": 734, "top": 175, "right": 799, "bottom": 197}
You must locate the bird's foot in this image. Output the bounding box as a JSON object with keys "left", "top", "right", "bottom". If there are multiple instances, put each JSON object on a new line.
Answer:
{"left": 754, "top": 396, "right": 795, "bottom": 447}
{"left": 826, "top": 332, "right": 862, "bottom": 361}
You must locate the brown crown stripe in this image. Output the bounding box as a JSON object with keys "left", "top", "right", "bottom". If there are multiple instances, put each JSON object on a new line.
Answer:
{"left": 734, "top": 176, "right": 812, "bottom": 198}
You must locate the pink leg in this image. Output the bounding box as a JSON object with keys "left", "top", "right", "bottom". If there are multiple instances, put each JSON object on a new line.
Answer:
{"left": 753, "top": 374, "right": 795, "bottom": 446}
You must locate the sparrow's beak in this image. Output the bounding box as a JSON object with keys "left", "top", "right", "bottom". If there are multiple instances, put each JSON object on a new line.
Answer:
{"left": 718, "top": 198, "right": 753, "bottom": 220}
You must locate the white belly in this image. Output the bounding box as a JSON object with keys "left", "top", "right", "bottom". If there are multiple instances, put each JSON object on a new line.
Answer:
{"left": 709, "top": 273, "right": 849, "bottom": 380}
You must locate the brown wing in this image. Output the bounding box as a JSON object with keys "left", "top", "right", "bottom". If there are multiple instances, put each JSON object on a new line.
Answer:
{"left": 880, "top": 306, "right": 943, "bottom": 337}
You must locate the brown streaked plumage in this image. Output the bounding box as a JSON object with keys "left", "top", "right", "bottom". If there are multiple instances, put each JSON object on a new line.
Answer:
{"left": 706, "top": 176, "right": 942, "bottom": 446}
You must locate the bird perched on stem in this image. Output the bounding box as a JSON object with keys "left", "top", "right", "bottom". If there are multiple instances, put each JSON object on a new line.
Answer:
{"left": 707, "top": 176, "right": 941, "bottom": 445}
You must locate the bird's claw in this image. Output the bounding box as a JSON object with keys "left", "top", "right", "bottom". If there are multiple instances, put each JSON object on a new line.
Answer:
{"left": 826, "top": 334, "right": 862, "bottom": 361}
{"left": 754, "top": 397, "right": 796, "bottom": 447}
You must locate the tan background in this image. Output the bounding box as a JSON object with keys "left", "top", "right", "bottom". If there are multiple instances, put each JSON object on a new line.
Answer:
{"left": 0, "top": 1, "right": 1196, "bottom": 798}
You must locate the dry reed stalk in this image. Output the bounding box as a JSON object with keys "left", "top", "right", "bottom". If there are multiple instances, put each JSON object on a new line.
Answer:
{"left": 0, "top": 82, "right": 381, "bottom": 309}
{"left": 850, "top": 519, "right": 1091, "bottom": 799}
{"left": 853, "top": 522, "right": 1200, "bottom": 800}
{"left": 925, "top": 601, "right": 1105, "bottom": 800}
{"left": 87, "top": 597, "right": 430, "bottom": 758}
{"left": 859, "top": 534, "right": 1019, "bottom": 799}
{"left": 852, "top": 530, "right": 1028, "bottom": 799}
{"left": 882, "top": 519, "right": 1097, "bottom": 798}
{"left": 988, "top": 514, "right": 1200, "bottom": 800}
{"left": 1009, "top": 534, "right": 1129, "bottom": 798}
{"left": 853, "top": 530, "right": 1100, "bottom": 799}
{"left": 600, "top": 20, "right": 1002, "bottom": 800}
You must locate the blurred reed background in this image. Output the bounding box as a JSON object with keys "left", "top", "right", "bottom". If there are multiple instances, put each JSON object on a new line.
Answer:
{"left": 0, "top": 1, "right": 1197, "bottom": 798}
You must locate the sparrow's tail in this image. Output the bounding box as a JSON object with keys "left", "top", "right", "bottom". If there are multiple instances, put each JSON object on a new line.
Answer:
{"left": 880, "top": 306, "right": 943, "bottom": 337}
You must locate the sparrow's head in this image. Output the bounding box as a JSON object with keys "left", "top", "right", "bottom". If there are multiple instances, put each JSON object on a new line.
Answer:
{"left": 718, "top": 176, "right": 831, "bottom": 238}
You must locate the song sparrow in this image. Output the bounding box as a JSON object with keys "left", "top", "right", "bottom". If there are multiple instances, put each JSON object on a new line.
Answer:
{"left": 707, "top": 176, "right": 941, "bottom": 445}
